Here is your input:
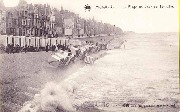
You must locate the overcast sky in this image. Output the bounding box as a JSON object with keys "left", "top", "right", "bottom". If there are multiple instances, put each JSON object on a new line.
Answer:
{"left": 2, "top": 0, "right": 178, "bottom": 33}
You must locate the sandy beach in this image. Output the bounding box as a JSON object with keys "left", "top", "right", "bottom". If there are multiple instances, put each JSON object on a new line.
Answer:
{"left": 0, "top": 33, "right": 179, "bottom": 112}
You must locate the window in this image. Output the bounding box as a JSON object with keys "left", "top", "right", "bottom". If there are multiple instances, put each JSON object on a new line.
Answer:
{"left": 13, "top": 29, "right": 16, "bottom": 36}
{"left": 23, "top": 20, "right": 25, "bottom": 25}
{"left": 2, "top": 17, "right": 4, "bottom": 21}
{"left": 25, "top": 11, "right": 28, "bottom": 15}
{"left": 14, "top": 19, "right": 17, "bottom": 25}
{"left": 9, "top": 23, "right": 11, "bottom": 27}
{"left": 23, "top": 29, "right": 25, "bottom": 36}
{"left": 8, "top": 12, "right": 11, "bottom": 17}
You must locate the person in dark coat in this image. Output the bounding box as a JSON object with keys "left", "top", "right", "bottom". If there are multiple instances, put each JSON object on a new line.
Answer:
{"left": 25, "top": 44, "right": 27, "bottom": 53}
{"left": 52, "top": 45, "right": 56, "bottom": 52}
{"left": 67, "top": 47, "right": 72, "bottom": 56}
{"left": 57, "top": 44, "right": 60, "bottom": 50}
{"left": 59, "top": 44, "right": 63, "bottom": 50}
{"left": 11, "top": 44, "right": 15, "bottom": 54}
{"left": 46, "top": 44, "right": 49, "bottom": 52}
{"left": 7, "top": 44, "right": 10, "bottom": 54}
{"left": 51, "top": 45, "right": 54, "bottom": 51}
{"left": 62, "top": 44, "right": 66, "bottom": 51}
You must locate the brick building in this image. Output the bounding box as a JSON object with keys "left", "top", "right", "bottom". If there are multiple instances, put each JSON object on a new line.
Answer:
{"left": 1, "top": 0, "right": 57, "bottom": 37}
{"left": 6, "top": 7, "right": 18, "bottom": 36}
{"left": 0, "top": 0, "right": 6, "bottom": 34}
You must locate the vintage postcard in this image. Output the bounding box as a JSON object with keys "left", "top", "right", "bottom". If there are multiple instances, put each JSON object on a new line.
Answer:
{"left": 0, "top": 0, "right": 179, "bottom": 111}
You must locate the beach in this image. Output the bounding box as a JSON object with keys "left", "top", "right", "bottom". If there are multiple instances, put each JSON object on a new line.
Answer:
{"left": 0, "top": 33, "right": 179, "bottom": 112}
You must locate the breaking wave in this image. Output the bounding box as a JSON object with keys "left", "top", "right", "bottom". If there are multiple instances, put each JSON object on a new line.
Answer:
{"left": 19, "top": 61, "right": 106, "bottom": 112}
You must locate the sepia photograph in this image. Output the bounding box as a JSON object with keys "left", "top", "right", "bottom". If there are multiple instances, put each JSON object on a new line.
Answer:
{"left": 0, "top": 0, "right": 179, "bottom": 111}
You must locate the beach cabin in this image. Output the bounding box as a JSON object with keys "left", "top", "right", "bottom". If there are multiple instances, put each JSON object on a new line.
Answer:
{"left": 61, "top": 39, "right": 66, "bottom": 45}
{"left": 30, "top": 37, "right": 36, "bottom": 47}
{"left": 26, "top": 37, "right": 31, "bottom": 46}
{"left": 39, "top": 37, "right": 46, "bottom": 48}
{"left": 20, "top": 36, "right": 26, "bottom": 47}
{"left": 0, "top": 35, "right": 8, "bottom": 47}
{"left": 51, "top": 38, "right": 57, "bottom": 46}
{"left": 7, "top": 35, "right": 13, "bottom": 45}
{"left": 14, "top": 36, "right": 20, "bottom": 47}
{"left": 57, "top": 38, "right": 61, "bottom": 45}
{"left": 35, "top": 37, "right": 40, "bottom": 48}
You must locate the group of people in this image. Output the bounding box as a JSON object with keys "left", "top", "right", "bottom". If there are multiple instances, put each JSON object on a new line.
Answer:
{"left": 48, "top": 40, "right": 109, "bottom": 66}
{"left": 6, "top": 44, "right": 39, "bottom": 54}
{"left": 45, "top": 44, "right": 75, "bottom": 53}
{"left": 6, "top": 44, "right": 22, "bottom": 54}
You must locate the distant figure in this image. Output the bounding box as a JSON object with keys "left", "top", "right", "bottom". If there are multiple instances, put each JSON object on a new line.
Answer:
{"left": 55, "top": 45, "right": 58, "bottom": 51}
{"left": 67, "top": 47, "right": 72, "bottom": 56}
{"left": 46, "top": 44, "right": 49, "bottom": 52}
{"left": 52, "top": 45, "right": 56, "bottom": 52}
{"left": 7, "top": 44, "right": 11, "bottom": 54}
{"left": 25, "top": 44, "right": 27, "bottom": 53}
{"left": 96, "top": 42, "right": 98, "bottom": 46}
{"left": 124, "top": 40, "right": 127, "bottom": 49}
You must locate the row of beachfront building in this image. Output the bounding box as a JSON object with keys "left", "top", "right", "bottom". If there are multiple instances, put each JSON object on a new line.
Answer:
{"left": 0, "top": 0, "right": 123, "bottom": 38}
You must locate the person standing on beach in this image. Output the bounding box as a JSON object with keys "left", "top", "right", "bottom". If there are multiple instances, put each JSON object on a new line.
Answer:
{"left": 24, "top": 44, "right": 27, "bottom": 53}
{"left": 124, "top": 40, "right": 127, "bottom": 49}
{"left": 55, "top": 45, "right": 58, "bottom": 51}
{"left": 46, "top": 44, "right": 49, "bottom": 52}
{"left": 7, "top": 44, "right": 10, "bottom": 54}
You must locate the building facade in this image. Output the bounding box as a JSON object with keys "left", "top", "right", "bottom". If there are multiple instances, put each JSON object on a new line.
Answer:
{"left": 0, "top": 9, "right": 6, "bottom": 35}
{"left": 0, "top": 0, "right": 122, "bottom": 37}
{"left": 0, "top": 0, "right": 6, "bottom": 35}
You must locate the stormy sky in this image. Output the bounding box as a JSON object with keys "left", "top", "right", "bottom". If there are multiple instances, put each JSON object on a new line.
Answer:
{"left": 2, "top": 0, "right": 178, "bottom": 33}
